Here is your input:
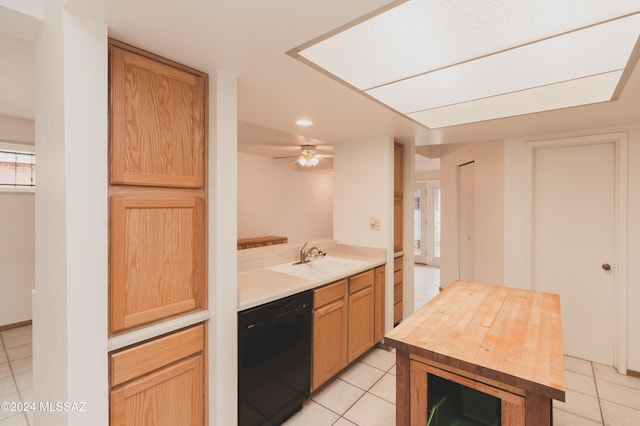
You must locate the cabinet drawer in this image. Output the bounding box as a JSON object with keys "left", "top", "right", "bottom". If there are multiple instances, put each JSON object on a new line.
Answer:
{"left": 349, "top": 269, "right": 374, "bottom": 294}
{"left": 394, "top": 256, "right": 403, "bottom": 272}
{"left": 394, "top": 269, "right": 403, "bottom": 287}
{"left": 314, "top": 280, "right": 347, "bottom": 309}
{"left": 110, "top": 324, "right": 204, "bottom": 387}
{"left": 394, "top": 282, "right": 403, "bottom": 303}
{"left": 394, "top": 301, "right": 403, "bottom": 324}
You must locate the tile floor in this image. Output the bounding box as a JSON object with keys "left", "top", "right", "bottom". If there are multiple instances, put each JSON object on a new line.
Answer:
{"left": 1, "top": 272, "right": 639, "bottom": 426}
{"left": 0, "top": 325, "right": 33, "bottom": 426}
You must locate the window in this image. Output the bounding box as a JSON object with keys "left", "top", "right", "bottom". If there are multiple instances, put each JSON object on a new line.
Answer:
{"left": 0, "top": 144, "right": 36, "bottom": 190}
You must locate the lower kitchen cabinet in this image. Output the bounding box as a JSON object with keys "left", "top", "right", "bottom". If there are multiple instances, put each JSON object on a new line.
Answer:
{"left": 312, "top": 280, "right": 348, "bottom": 391}
{"left": 312, "top": 267, "right": 384, "bottom": 391}
{"left": 347, "top": 270, "right": 375, "bottom": 362}
{"left": 393, "top": 256, "right": 403, "bottom": 325}
{"left": 374, "top": 265, "right": 385, "bottom": 342}
{"left": 109, "top": 324, "right": 205, "bottom": 426}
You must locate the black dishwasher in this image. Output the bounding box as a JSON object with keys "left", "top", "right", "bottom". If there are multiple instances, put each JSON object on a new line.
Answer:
{"left": 238, "top": 290, "right": 312, "bottom": 425}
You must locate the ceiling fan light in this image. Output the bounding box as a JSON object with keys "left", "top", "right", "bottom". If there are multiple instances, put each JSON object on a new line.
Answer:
{"left": 309, "top": 156, "right": 320, "bottom": 166}
{"left": 297, "top": 156, "right": 308, "bottom": 166}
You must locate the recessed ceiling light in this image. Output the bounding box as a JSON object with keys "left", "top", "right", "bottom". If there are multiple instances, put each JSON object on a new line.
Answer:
{"left": 290, "top": 0, "right": 640, "bottom": 128}
{"left": 296, "top": 119, "right": 313, "bottom": 126}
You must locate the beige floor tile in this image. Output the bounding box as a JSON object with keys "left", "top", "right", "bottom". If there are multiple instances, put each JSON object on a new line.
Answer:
{"left": 5, "top": 345, "right": 31, "bottom": 363}
{"left": 282, "top": 400, "right": 338, "bottom": 426}
{"left": 600, "top": 400, "right": 640, "bottom": 426}
{"left": 0, "top": 350, "right": 6, "bottom": 365}
{"left": 0, "top": 329, "right": 32, "bottom": 350}
{"left": 7, "top": 358, "right": 30, "bottom": 377}
{"left": 565, "top": 370, "right": 598, "bottom": 396}
{"left": 564, "top": 355, "right": 594, "bottom": 376}
{"left": 0, "top": 413, "right": 29, "bottom": 426}
{"left": 553, "top": 389, "right": 602, "bottom": 422}
{"left": 0, "top": 364, "right": 11, "bottom": 380}
{"left": 339, "top": 362, "right": 385, "bottom": 391}
{"left": 553, "top": 408, "right": 603, "bottom": 425}
{"left": 312, "top": 379, "right": 364, "bottom": 415}
{"left": 360, "top": 348, "right": 396, "bottom": 372}
{"left": 0, "top": 394, "right": 22, "bottom": 421}
{"left": 388, "top": 365, "right": 396, "bottom": 376}
{"left": 0, "top": 376, "right": 17, "bottom": 399}
{"left": 332, "top": 418, "right": 357, "bottom": 426}
{"left": 13, "top": 371, "right": 31, "bottom": 392}
{"left": 596, "top": 378, "right": 640, "bottom": 409}
{"left": 343, "top": 393, "right": 395, "bottom": 426}
{"left": 368, "top": 373, "right": 395, "bottom": 404}
{"left": 18, "top": 388, "right": 32, "bottom": 404}
{"left": 593, "top": 363, "right": 640, "bottom": 391}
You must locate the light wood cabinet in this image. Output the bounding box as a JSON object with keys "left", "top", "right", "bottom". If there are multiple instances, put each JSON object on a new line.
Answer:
{"left": 109, "top": 41, "right": 206, "bottom": 188}
{"left": 394, "top": 143, "right": 404, "bottom": 253}
{"left": 393, "top": 256, "right": 403, "bottom": 325}
{"left": 109, "top": 192, "right": 205, "bottom": 334}
{"left": 108, "top": 39, "right": 208, "bottom": 424}
{"left": 312, "top": 267, "right": 384, "bottom": 390}
{"left": 108, "top": 39, "right": 208, "bottom": 335}
{"left": 312, "top": 280, "right": 348, "bottom": 391}
{"left": 374, "top": 265, "right": 385, "bottom": 343}
{"left": 110, "top": 324, "right": 205, "bottom": 426}
{"left": 347, "top": 270, "right": 375, "bottom": 362}
{"left": 394, "top": 143, "right": 404, "bottom": 198}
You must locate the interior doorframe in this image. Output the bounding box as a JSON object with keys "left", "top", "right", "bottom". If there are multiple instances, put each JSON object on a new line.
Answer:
{"left": 525, "top": 132, "right": 629, "bottom": 373}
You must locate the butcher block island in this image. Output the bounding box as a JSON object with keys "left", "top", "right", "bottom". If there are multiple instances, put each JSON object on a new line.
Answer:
{"left": 385, "top": 280, "right": 565, "bottom": 426}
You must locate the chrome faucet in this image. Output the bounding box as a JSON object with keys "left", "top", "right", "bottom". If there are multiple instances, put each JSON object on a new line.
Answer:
{"left": 294, "top": 242, "right": 327, "bottom": 265}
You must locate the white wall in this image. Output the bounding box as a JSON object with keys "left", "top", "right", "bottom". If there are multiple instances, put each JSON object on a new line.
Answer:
{"left": 333, "top": 136, "right": 393, "bottom": 249}
{"left": 440, "top": 140, "right": 505, "bottom": 288}
{"left": 237, "top": 152, "right": 333, "bottom": 243}
{"left": 33, "top": 3, "right": 109, "bottom": 425}
{"left": 0, "top": 116, "right": 35, "bottom": 326}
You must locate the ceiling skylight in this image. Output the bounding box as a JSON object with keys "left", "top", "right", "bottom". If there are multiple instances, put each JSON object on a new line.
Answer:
{"left": 292, "top": 0, "right": 640, "bottom": 128}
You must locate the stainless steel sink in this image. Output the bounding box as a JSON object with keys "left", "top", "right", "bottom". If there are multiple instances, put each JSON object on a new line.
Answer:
{"left": 267, "top": 256, "right": 367, "bottom": 280}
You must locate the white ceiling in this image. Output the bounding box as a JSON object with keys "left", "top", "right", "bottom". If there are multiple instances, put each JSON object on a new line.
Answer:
{"left": 1, "top": 1, "right": 639, "bottom": 172}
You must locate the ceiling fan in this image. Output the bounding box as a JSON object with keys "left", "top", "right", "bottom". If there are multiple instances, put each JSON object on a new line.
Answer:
{"left": 273, "top": 144, "right": 333, "bottom": 167}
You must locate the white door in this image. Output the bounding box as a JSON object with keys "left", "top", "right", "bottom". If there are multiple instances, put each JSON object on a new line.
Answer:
{"left": 414, "top": 183, "right": 428, "bottom": 264}
{"left": 458, "top": 162, "right": 474, "bottom": 281}
{"left": 425, "top": 181, "right": 441, "bottom": 266}
{"left": 414, "top": 182, "right": 441, "bottom": 266}
{"left": 532, "top": 142, "right": 615, "bottom": 365}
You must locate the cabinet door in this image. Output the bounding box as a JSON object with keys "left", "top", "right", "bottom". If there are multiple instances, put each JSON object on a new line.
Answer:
{"left": 110, "top": 43, "right": 206, "bottom": 188}
{"left": 110, "top": 193, "right": 205, "bottom": 334}
{"left": 394, "top": 143, "right": 404, "bottom": 197}
{"left": 394, "top": 198, "right": 403, "bottom": 252}
{"left": 110, "top": 354, "right": 204, "bottom": 426}
{"left": 312, "top": 298, "right": 348, "bottom": 390}
{"left": 374, "top": 265, "right": 385, "bottom": 342}
{"left": 348, "top": 286, "right": 374, "bottom": 362}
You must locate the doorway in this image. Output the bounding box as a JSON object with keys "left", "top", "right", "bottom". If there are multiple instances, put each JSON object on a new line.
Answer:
{"left": 413, "top": 181, "right": 441, "bottom": 266}
{"left": 529, "top": 134, "right": 628, "bottom": 368}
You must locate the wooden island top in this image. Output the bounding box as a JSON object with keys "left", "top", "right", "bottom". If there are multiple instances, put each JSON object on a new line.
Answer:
{"left": 385, "top": 280, "right": 565, "bottom": 425}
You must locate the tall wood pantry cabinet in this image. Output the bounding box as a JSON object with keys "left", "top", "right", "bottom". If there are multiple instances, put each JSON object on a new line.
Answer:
{"left": 108, "top": 39, "right": 208, "bottom": 426}
{"left": 393, "top": 143, "right": 404, "bottom": 325}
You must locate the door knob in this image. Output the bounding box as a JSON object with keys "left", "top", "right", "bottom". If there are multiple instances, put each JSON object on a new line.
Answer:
{"left": 602, "top": 263, "right": 611, "bottom": 271}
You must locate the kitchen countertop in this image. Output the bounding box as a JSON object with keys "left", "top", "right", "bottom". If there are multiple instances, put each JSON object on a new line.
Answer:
{"left": 237, "top": 240, "right": 386, "bottom": 311}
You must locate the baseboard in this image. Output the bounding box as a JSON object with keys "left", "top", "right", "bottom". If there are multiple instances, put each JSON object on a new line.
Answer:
{"left": 0, "top": 320, "right": 32, "bottom": 332}
{"left": 628, "top": 369, "right": 640, "bottom": 379}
